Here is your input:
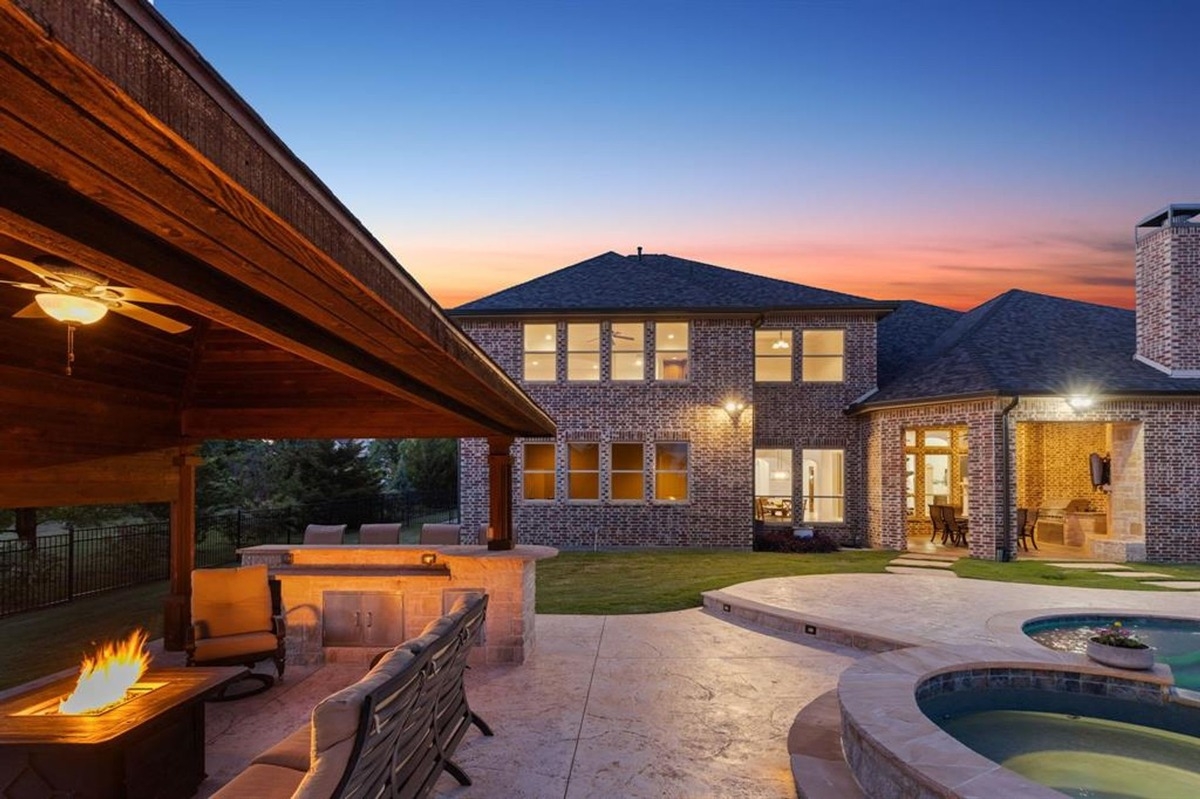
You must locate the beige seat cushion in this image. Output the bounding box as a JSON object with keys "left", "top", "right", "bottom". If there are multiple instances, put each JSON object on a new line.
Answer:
{"left": 303, "top": 524, "right": 346, "bottom": 545}
{"left": 191, "top": 631, "right": 279, "bottom": 663}
{"left": 192, "top": 564, "right": 272, "bottom": 639}
{"left": 358, "top": 523, "right": 401, "bottom": 545}
{"left": 419, "top": 523, "right": 460, "bottom": 545}
{"left": 251, "top": 723, "right": 312, "bottom": 771}
{"left": 208, "top": 763, "right": 305, "bottom": 799}
{"left": 290, "top": 646, "right": 419, "bottom": 798}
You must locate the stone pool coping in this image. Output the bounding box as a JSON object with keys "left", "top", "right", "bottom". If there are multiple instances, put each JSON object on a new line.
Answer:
{"left": 837, "top": 643, "right": 1174, "bottom": 799}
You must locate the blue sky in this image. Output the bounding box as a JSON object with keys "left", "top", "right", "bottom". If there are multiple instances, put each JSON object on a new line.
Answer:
{"left": 156, "top": 1, "right": 1200, "bottom": 310}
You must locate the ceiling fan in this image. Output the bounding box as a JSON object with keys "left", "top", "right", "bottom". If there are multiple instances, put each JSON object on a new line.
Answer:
{"left": 0, "top": 254, "right": 190, "bottom": 375}
{"left": 0, "top": 254, "right": 190, "bottom": 333}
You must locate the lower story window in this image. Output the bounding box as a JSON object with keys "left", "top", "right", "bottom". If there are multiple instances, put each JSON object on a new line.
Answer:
{"left": 754, "top": 448, "right": 793, "bottom": 523}
{"left": 801, "top": 448, "right": 843, "bottom": 522}
{"left": 610, "top": 442, "right": 645, "bottom": 501}
{"left": 654, "top": 442, "right": 689, "bottom": 502}
{"left": 523, "top": 442, "right": 555, "bottom": 501}
{"left": 568, "top": 443, "right": 599, "bottom": 501}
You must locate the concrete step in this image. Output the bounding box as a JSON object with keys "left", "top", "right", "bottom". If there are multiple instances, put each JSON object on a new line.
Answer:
{"left": 789, "top": 689, "right": 864, "bottom": 799}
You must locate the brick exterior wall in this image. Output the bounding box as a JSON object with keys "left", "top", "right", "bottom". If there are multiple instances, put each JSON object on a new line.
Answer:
{"left": 456, "top": 313, "right": 879, "bottom": 548}
{"left": 1016, "top": 421, "right": 1109, "bottom": 516}
{"left": 1136, "top": 223, "right": 1200, "bottom": 375}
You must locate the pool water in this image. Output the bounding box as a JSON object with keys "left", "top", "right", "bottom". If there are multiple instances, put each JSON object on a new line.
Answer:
{"left": 1026, "top": 617, "right": 1200, "bottom": 690}
{"left": 940, "top": 709, "right": 1200, "bottom": 798}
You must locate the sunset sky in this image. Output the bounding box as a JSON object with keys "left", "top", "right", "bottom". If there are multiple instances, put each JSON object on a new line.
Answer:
{"left": 157, "top": 1, "right": 1200, "bottom": 311}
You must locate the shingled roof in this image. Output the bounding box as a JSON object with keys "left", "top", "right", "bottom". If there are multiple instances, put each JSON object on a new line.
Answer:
{"left": 451, "top": 251, "right": 894, "bottom": 315}
{"left": 864, "top": 289, "right": 1200, "bottom": 407}
{"left": 876, "top": 300, "right": 963, "bottom": 388}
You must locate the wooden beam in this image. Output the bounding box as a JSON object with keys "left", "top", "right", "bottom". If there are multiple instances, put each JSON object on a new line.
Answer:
{"left": 164, "top": 447, "right": 199, "bottom": 651}
{"left": 0, "top": 448, "right": 180, "bottom": 509}
{"left": 182, "top": 407, "right": 496, "bottom": 440}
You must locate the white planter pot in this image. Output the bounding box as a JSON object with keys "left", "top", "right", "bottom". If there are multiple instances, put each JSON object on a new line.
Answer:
{"left": 1086, "top": 638, "right": 1155, "bottom": 670}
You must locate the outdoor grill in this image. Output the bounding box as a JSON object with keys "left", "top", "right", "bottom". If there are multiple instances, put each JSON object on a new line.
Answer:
{"left": 1036, "top": 498, "right": 1091, "bottom": 544}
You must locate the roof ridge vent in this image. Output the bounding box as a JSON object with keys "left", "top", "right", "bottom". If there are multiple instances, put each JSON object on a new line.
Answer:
{"left": 637, "top": 246, "right": 642, "bottom": 261}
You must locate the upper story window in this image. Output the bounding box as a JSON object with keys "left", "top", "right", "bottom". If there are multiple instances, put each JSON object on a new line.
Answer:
{"left": 611, "top": 322, "right": 646, "bottom": 381}
{"left": 567, "top": 443, "right": 600, "bottom": 501}
{"left": 654, "top": 442, "right": 689, "bottom": 502}
{"left": 755, "top": 330, "right": 793, "bottom": 382}
{"left": 801, "top": 329, "right": 844, "bottom": 382}
{"left": 567, "top": 323, "right": 601, "bottom": 382}
{"left": 610, "top": 442, "right": 645, "bottom": 501}
{"left": 522, "top": 442, "right": 556, "bottom": 501}
{"left": 654, "top": 322, "right": 689, "bottom": 381}
{"left": 523, "top": 323, "right": 556, "bottom": 381}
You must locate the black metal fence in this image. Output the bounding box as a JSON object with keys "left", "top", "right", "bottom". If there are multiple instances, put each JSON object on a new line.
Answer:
{"left": 0, "top": 491, "right": 457, "bottom": 618}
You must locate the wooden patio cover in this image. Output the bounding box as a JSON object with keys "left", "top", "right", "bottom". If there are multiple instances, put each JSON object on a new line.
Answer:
{"left": 0, "top": 0, "right": 554, "bottom": 646}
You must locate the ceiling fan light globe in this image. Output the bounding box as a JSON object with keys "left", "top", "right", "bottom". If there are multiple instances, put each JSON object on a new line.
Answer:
{"left": 35, "top": 293, "right": 108, "bottom": 325}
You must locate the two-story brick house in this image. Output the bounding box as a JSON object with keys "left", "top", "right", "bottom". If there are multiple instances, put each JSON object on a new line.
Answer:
{"left": 450, "top": 205, "right": 1200, "bottom": 563}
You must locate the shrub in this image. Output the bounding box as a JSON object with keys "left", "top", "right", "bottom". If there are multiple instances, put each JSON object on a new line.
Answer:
{"left": 752, "top": 529, "right": 841, "bottom": 554}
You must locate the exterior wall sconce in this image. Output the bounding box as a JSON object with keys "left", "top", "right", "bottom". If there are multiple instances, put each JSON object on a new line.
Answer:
{"left": 722, "top": 398, "right": 747, "bottom": 422}
{"left": 1066, "top": 394, "right": 1095, "bottom": 411}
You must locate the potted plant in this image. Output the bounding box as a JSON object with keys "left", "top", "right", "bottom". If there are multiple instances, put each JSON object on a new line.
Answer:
{"left": 1086, "top": 621, "right": 1155, "bottom": 670}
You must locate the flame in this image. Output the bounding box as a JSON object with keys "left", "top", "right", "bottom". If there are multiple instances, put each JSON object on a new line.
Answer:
{"left": 58, "top": 629, "right": 151, "bottom": 715}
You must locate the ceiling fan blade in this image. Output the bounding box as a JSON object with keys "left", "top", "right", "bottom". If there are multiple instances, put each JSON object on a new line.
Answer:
{"left": 0, "top": 279, "right": 43, "bottom": 291}
{"left": 106, "top": 285, "right": 176, "bottom": 305}
{"left": 0, "top": 254, "right": 59, "bottom": 282}
{"left": 110, "top": 303, "right": 191, "bottom": 334}
{"left": 13, "top": 301, "right": 47, "bottom": 319}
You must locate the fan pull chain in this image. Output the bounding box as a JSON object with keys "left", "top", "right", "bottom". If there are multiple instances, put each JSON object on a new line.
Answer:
{"left": 66, "top": 323, "right": 76, "bottom": 376}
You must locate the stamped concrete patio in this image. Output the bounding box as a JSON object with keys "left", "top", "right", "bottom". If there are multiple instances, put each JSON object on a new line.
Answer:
{"left": 192, "top": 573, "right": 1200, "bottom": 798}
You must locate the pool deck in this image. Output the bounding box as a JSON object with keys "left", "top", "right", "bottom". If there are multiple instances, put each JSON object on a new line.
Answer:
{"left": 176, "top": 574, "right": 1199, "bottom": 797}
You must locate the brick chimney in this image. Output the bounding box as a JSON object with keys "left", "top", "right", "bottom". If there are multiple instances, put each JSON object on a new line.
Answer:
{"left": 1135, "top": 204, "right": 1200, "bottom": 377}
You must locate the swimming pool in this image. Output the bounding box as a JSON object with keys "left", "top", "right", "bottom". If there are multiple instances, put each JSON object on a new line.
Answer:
{"left": 937, "top": 709, "right": 1200, "bottom": 798}
{"left": 1024, "top": 615, "right": 1200, "bottom": 690}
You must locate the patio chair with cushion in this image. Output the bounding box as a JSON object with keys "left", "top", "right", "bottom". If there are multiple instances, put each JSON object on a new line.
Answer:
{"left": 358, "top": 523, "right": 401, "bottom": 544}
{"left": 187, "top": 563, "right": 286, "bottom": 699}
{"left": 303, "top": 523, "right": 346, "bottom": 544}
{"left": 420, "top": 523, "right": 461, "bottom": 545}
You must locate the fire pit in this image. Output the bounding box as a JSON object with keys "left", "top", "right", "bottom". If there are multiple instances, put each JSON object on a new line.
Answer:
{"left": 0, "top": 633, "right": 245, "bottom": 799}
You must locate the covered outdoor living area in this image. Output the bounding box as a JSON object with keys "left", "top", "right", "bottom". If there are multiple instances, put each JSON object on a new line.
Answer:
{"left": 0, "top": 2, "right": 557, "bottom": 795}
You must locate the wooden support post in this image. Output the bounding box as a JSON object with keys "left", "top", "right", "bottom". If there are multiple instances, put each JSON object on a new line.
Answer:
{"left": 487, "top": 435, "right": 514, "bottom": 551}
{"left": 163, "top": 447, "right": 202, "bottom": 651}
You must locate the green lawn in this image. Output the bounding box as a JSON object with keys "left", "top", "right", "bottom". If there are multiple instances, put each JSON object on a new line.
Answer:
{"left": 953, "top": 558, "right": 1200, "bottom": 590}
{"left": 535, "top": 549, "right": 896, "bottom": 614}
{"left": 0, "top": 580, "right": 167, "bottom": 692}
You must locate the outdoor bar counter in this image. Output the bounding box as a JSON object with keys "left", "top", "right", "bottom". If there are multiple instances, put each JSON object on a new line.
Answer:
{"left": 238, "top": 544, "right": 558, "bottom": 665}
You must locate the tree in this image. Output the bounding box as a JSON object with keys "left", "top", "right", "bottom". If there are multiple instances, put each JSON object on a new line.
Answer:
{"left": 398, "top": 439, "right": 458, "bottom": 504}
{"left": 277, "top": 439, "right": 381, "bottom": 505}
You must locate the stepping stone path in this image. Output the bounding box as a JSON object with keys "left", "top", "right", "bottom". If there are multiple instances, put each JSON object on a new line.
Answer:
{"left": 1043, "top": 561, "right": 1200, "bottom": 590}
{"left": 886, "top": 551, "right": 962, "bottom": 577}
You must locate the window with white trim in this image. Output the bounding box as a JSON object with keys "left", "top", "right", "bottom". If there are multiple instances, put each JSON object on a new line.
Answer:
{"left": 523, "top": 323, "right": 556, "bottom": 381}
{"left": 522, "top": 442, "right": 556, "bottom": 501}
{"left": 654, "top": 321, "right": 689, "bottom": 381}
{"left": 610, "top": 442, "right": 645, "bottom": 501}
{"left": 801, "top": 329, "right": 844, "bottom": 382}
{"left": 654, "top": 442, "right": 689, "bottom": 501}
